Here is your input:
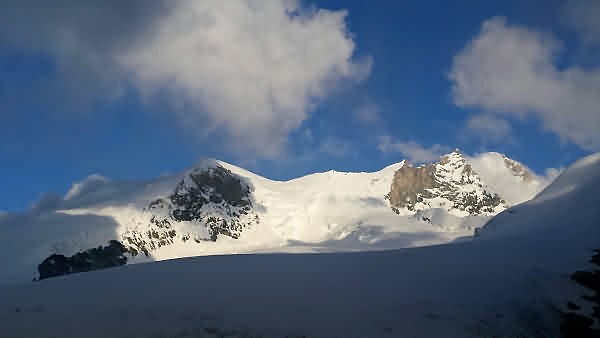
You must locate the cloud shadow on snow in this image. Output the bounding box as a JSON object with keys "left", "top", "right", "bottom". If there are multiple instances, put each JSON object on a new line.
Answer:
{"left": 0, "top": 206, "right": 143, "bottom": 285}
{"left": 286, "top": 225, "right": 445, "bottom": 253}
{"left": 358, "top": 197, "right": 387, "bottom": 207}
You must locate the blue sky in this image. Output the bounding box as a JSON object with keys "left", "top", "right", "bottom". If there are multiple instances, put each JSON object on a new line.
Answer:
{"left": 1, "top": 0, "right": 598, "bottom": 211}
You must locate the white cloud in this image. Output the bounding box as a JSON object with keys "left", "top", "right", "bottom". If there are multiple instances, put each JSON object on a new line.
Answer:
{"left": 378, "top": 136, "right": 450, "bottom": 163}
{"left": 0, "top": 1, "right": 167, "bottom": 102}
{"left": 0, "top": 1, "right": 369, "bottom": 158}
{"left": 30, "top": 192, "right": 63, "bottom": 212}
{"left": 118, "top": 1, "right": 370, "bottom": 157}
{"left": 565, "top": 0, "right": 600, "bottom": 47}
{"left": 449, "top": 16, "right": 600, "bottom": 151}
{"left": 466, "top": 114, "right": 513, "bottom": 143}
{"left": 65, "top": 174, "right": 109, "bottom": 200}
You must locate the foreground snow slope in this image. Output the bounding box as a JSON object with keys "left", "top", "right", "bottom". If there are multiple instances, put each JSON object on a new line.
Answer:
{"left": 0, "top": 153, "right": 597, "bottom": 338}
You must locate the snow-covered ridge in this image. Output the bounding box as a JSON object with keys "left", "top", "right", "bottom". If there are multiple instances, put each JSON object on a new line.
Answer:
{"left": 467, "top": 152, "right": 555, "bottom": 206}
{"left": 477, "top": 152, "right": 600, "bottom": 239}
{"left": 1, "top": 152, "right": 598, "bottom": 337}
{"left": 0, "top": 151, "right": 553, "bottom": 284}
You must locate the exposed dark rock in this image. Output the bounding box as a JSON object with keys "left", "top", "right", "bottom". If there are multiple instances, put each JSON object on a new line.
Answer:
{"left": 561, "top": 249, "right": 600, "bottom": 337}
{"left": 37, "top": 240, "right": 128, "bottom": 280}
{"left": 170, "top": 166, "right": 250, "bottom": 220}
{"left": 120, "top": 164, "right": 259, "bottom": 255}
{"left": 168, "top": 165, "right": 254, "bottom": 241}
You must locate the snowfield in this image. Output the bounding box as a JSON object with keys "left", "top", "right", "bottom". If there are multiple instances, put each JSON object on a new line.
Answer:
{"left": 0, "top": 153, "right": 598, "bottom": 337}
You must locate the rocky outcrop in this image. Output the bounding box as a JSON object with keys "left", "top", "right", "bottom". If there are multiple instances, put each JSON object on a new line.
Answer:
{"left": 386, "top": 151, "right": 505, "bottom": 216}
{"left": 37, "top": 240, "right": 128, "bottom": 280}
{"left": 503, "top": 156, "right": 534, "bottom": 182}
{"left": 385, "top": 163, "right": 437, "bottom": 210}
{"left": 169, "top": 165, "right": 253, "bottom": 240}
{"left": 121, "top": 163, "right": 260, "bottom": 256}
{"left": 560, "top": 249, "right": 600, "bottom": 337}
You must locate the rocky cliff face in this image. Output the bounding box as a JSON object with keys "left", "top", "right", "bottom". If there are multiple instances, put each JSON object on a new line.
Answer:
{"left": 386, "top": 151, "right": 505, "bottom": 216}
{"left": 503, "top": 156, "right": 534, "bottom": 182}
{"left": 385, "top": 163, "right": 437, "bottom": 210}
{"left": 121, "top": 163, "right": 260, "bottom": 256}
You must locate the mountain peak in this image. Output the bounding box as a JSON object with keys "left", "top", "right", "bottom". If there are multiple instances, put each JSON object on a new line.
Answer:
{"left": 0, "top": 149, "right": 558, "bottom": 284}
{"left": 386, "top": 151, "right": 505, "bottom": 216}
{"left": 439, "top": 150, "right": 467, "bottom": 165}
{"left": 501, "top": 155, "right": 534, "bottom": 181}
{"left": 191, "top": 158, "right": 221, "bottom": 171}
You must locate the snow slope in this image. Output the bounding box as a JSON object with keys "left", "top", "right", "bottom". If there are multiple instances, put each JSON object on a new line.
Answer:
{"left": 0, "top": 151, "right": 552, "bottom": 285}
{"left": 0, "top": 153, "right": 598, "bottom": 337}
{"left": 478, "top": 152, "right": 600, "bottom": 240}
{"left": 467, "top": 152, "right": 558, "bottom": 206}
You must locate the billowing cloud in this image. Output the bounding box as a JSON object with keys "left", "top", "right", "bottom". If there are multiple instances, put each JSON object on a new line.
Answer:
{"left": 0, "top": 1, "right": 168, "bottom": 101}
{"left": 30, "top": 192, "right": 63, "bottom": 212}
{"left": 466, "top": 114, "right": 513, "bottom": 143}
{"left": 64, "top": 174, "right": 109, "bottom": 201}
{"left": 378, "top": 136, "right": 450, "bottom": 164}
{"left": 0, "top": 0, "right": 369, "bottom": 157}
{"left": 449, "top": 16, "right": 600, "bottom": 151}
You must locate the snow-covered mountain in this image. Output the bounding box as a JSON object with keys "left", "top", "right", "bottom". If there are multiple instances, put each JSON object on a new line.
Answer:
{"left": 0, "top": 151, "right": 552, "bottom": 283}
{"left": 1, "top": 152, "right": 598, "bottom": 338}
{"left": 386, "top": 151, "right": 506, "bottom": 216}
